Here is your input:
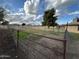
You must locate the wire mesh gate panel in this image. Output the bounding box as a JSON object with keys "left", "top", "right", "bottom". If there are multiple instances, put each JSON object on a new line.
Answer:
{"left": 1, "top": 25, "right": 79, "bottom": 59}
{"left": 0, "top": 27, "right": 67, "bottom": 59}
{"left": 0, "top": 28, "right": 17, "bottom": 59}
{"left": 65, "top": 31, "right": 79, "bottom": 59}
{"left": 16, "top": 30, "right": 66, "bottom": 59}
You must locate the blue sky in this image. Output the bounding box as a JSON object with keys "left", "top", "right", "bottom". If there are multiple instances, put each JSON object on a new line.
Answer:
{"left": 0, "top": 0, "right": 25, "bottom": 12}
{"left": 0, "top": 0, "right": 79, "bottom": 25}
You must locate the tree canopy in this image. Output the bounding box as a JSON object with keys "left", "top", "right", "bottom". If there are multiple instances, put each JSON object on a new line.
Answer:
{"left": 42, "top": 8, "right": 58, "bottom": 28}
{"left": 0, "top": 7, "right": 9, "bottom": 25}
{"left": 0, "top": 7, "right": 5, "bottom": 22}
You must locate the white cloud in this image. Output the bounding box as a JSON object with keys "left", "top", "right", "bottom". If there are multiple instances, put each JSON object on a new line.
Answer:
{"left": 68, "top": 11, "right": 79, "bottom": 15}
{"left": 23, "top": 0, "right": 79, "bottom": 18}
{"left": 45, "top": 0, "right": 66, "bottom": 16}
{"left": 4, "top": 0, "right": 79, "bottom": 25}
{"left": 45, "top": 0, "right": 63, "bottom": 10}
{"left": 45, "top": 0, "right": 79, "bottom": 16}
{"left": 1, "top": 0, "right": 41, "bottom": 25}
{"left": 23, "top": 0, "right": 41, "bottom": 25}
{"left": 8, "top": 12, "right": 24, "bottom": 15}
{"left": 5, "top": 13, "right": 40, "bottom": 25}
{"left": 34, "top": 14, "right": 43, "bottom": 20}
{"left": 9, "top": 22, "right": 22, "bottom": 25}
{"left": 18, "top": 8, "right": 24, "bottom": 12}
{"left": 61, "top": 0, "right": 68, "bottom": 3}
{"left": 24, "top": 0, "right": 40, "bottom": 15}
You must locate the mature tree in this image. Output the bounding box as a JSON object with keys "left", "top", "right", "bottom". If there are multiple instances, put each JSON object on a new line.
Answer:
{"left": 0, "top": 7, "right": 9, "bottom": 25}
{"left": 42, "top": 8, "right": 57, "bottom": 29}
{"left": 0, "top": 7, "right": 5, "bottom": 23}
{"left": 22, "top": 23, "right": 26, "bottom": 26}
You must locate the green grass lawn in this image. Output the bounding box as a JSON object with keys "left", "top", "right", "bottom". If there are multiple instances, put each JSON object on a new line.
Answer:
{"left": 69, "top": 32, "right": 79, "bottom": 41}
{"left": 18, "top": 31, "right": 30, "bottom": 40}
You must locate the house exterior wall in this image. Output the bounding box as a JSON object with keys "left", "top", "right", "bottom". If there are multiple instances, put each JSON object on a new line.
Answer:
{"left": 60, "top": 25, "right": 79, "bottom": 33}
{"left": 60, "top": 17, "right": 79, "bottom": 33}
{"left": 67, "top": 26, "right": 79, "bottom": 33}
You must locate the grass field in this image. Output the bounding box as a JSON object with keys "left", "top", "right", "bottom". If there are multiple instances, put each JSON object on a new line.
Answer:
{"left": 18, "top": 31, "right": 30, "bottom": 40}
{"left": 69, "top": 32, "right": 79, "bottom": 40}
{"left": 18, "top": 30, "right": 79, "bottom": 41}
{"left": 16, "top": 26, "right": 79, "bottom": 41}
{"left": 17, "top": 27, "right": 65, "bottom": 41}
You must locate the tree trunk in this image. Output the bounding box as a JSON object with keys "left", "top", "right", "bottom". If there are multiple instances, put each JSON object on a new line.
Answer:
{"left": 48, "top": 25, "right": 50, "bottom": 29}
{"left": 53, "top": 26, "right": 54, "bottom": 31}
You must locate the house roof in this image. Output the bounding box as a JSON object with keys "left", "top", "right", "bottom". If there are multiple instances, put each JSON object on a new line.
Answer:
{"left": 59, "top": 23, "right": 79, "bottom": 26}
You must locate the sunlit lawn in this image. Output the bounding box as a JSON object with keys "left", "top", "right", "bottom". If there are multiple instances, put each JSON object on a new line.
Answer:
{"left": 25, "top": 27, "right": 65, "bottom": 36}
{"left": 16, "top": 26, "right": 79, "bottom": 41}
{"left": 17, "top": 27, "right": 65, "bottom": 40}
{"left": 18, "top": 31, "right": 30, "bottom": 40}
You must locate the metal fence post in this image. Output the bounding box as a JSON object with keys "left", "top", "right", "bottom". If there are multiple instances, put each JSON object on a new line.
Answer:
{"left": 63, "top": 40, "right": 66, "bottom": 59}
{"left": 16, "top": 30, "right": 19, "bottom": 58}
{"left": 64, "top": 30, "right": 67, "bottom": 59}
{"left": 17, "top": 30, "right": 19, "bottom": 49}
{"left": 63, "top": 22, "right": 68, "bottom": 59}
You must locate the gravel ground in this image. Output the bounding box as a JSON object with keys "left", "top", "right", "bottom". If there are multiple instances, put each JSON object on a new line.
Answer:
{"left": 19, "top": 34, "right": 64, "bottom": 59}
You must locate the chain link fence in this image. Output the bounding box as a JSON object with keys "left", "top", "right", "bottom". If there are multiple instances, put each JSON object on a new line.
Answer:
{"left": 65, "top": 30, "right": 79, "bottom": 59}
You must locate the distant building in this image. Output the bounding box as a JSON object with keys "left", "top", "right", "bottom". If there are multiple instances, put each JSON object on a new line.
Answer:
{"left": 60, "top": 17, "right": 79, "bottom": 33}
